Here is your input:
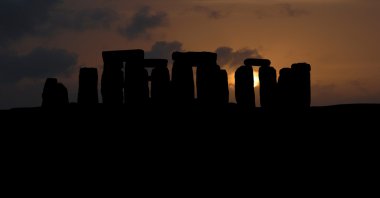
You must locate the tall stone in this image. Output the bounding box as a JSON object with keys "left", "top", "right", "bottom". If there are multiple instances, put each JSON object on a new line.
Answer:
{"left": 291, "top": 63, "right": 311, "bottom": 108}
{"left": 259, "top": 66, "right": 277, "bottom": 109}
{"left": 78, "top": 68, "right": 98, "bottom": 105}
{"left": 124, "top": 62, "right": 149, "bottom": 105}
{"left": 151, "top": 60, "right": 170, "bottom": 104}
{"left": 56, "top": 83, "right": 69, "bottom": 106}
{"left": 42, "top": 78, "right": 58, "bottom": 107}
{"left": 277, "top": 68, "right": 294, "bottom": 108}
{"left": 197, "top": 64, "right": 220, "bottom": 104}
{"left": 171, "top": 52, "right": 196, "bottom": 104}
{"left": 172, "top": 51, "right": 218, "bottom": 105}
{"left": 217, "top": 69, "right": 229, "bottom": 105}
{"left": 235, "top": 65, "right": 255, "bottom": 108}
{"left": 101, "top": 50, "right": 144, "bottom": 105}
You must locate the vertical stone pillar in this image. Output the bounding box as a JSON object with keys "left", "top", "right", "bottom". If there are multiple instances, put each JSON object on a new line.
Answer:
{"left": 277, "top": 68, "right": 294, "bottom": 108}
{"left": 291, "top": 63, "right": 311, "bottom": 108}
{"left": 78, "top": 68, "right": 98, "bottom": 105}
{"left": 259, "top": 66, "right": 277, "bottom": 109}
{"left": 42, "top": 78, "right": 69, "bottom": 108}
{"left": 235, "top": 65, "right": 255, "bottom": 108}
{"left": 151, "top": 60, "right": 170, "bottom": 104}
{"left": 171, "top": 52, "right": 195, "bottom": 104}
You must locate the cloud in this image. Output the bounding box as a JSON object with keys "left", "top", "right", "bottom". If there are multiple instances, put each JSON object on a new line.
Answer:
{"left": 146, "top": 41, "right": 183, "bottom": 61}
{"left": 0, "top": 0, "right": 119, "bottom": 46}
{"left": 215, "top": 47, "right": 262, "bottom": 69}
{"left": 277, "top": 3, "right": 308, "bottom": 17}
{"left": 119, "top": 6, "right": 169, "bottom": 39}
{"left": 0, "top": 48, "right": 78, "bottom": 83}
{"left": 253, "top": 3, "right": 308, "bottom": 19}
{"left": 0, "top": 0, "right": 60, "bottom": 46}
{"left": 48, "top": 8, "right": 119, "bottom": 31}
{"left": 192, "top": 6, "right": 228, "bottom": 19}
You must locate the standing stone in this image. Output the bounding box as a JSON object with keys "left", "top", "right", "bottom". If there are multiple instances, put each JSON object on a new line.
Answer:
{"left": 78, "top": 68, "right": 98, "bottom": 105}
{"left": 235, "top": 65, "right": 255, "bottom": 108}
{"left": 217, "top": 69, "right": 229, "bottom": 105}
{"left": 101, "top": 50, "right": 144, "bottom": 105}
{"left": 197, "top": 64, "right": 220, "bottom": 104}
{"left": 56, "top": 83, "right": 69, "bottom": 106}
{"left": 124, "top": 62, "right": 149, "bottom": 105}
{"left": 42, "top": 78, "right": 58, "bottom": 107}
{"left": 291, "top": 63, "right": 311, "bottom": 108}
{"left": 277, "top": 68, "right": 294, "bottom": 108}
{"left": 171, "top": 52, "right": 195, "bottom": 104}
{"left": 172, "top": 52, "right": 218, "bottom": 105}
{"left": 151, "top": 66, "right": 170, "bottom": 104}
{"left": 42, "top": 78, "right": 69, "bottom": 108}
{"left": 259, "top": 66, "right": 277, "bottom": 109}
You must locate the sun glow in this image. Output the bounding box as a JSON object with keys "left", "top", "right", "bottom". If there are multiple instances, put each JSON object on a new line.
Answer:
{"left": 253, "top": 71, "right": 259, "bottom": 88}
{"left": 228, "top": 70, "right": 260, "bottom": 88}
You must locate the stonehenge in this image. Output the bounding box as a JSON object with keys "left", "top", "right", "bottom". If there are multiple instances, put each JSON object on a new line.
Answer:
{"left": 42, "top": 49, "right": 311, "bottom": 110}
{"left": 235, "top": 58, "right": 310, "bottom": 109}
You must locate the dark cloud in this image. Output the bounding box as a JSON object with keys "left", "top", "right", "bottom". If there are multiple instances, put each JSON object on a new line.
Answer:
{"left": 0, "top": 48, "right": 78, "bottom": 83}
{"left": 216, "top": 47, "right": 262, "bottom": 68}
{"left": 146, "top": 41, "right": 183, "bottom": 60}
{"left": 48, "top": 8, "right": 119, "bottom": 31}
{"left": 0, "top": 0, "right": 118, "bottom": 46}
{"left": 192, "top": 6, "right": 227, "bottom": 19}
{"left": 119, "top": 6, "right": 168, "bottom": 39}
{"left": 0, "top": 0, "right": 61, "bottom": 46}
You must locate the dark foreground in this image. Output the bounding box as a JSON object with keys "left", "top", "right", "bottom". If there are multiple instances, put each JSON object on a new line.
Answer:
{"left": 1, "top": 104, "right": 379, "bottom": 195}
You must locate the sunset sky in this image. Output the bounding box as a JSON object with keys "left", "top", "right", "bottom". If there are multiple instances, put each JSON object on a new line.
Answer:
{"left": 1, "top": 0, "right": 380, "bottom": 109}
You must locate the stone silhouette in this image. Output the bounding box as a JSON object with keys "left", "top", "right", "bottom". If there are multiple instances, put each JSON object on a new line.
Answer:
{"left": 244, "top": 59, "right": 271, "bottom": 67}
{"left": 278, "top": 68, "right": 294, "bottom": 108}
{"left": 78, "top": 68, "right": 98, "bottom": 105}
{"left": 245, "top": 58, "right": 277, "bottom": 109}
{"left": 124, "top": 58, "right": 171, "bottom": 105}
{"left": 172, "top": 51, "right": 228, "bottom": 105}
{"left": 42, "top": 78, "right": 69, "bottom": 108}
{"left": 277, "top": 64, "right": 311, "bottom": 109}
{"left": 235, "top": 65, "right": 255, "bottom": 108}
{"left": 291, "top": 63, "right": 311, "bottom": 108}
{"left": 148, "top": 59, "right": 170, "bottom": 104}
{"left": 217, "top": 69, "right": 229, "bottom": 105}
{"left": 124, "top": 59, "right": 149, "bottom": 105}
{"left": 37, "top": 48, "right": 312, "bottom": 111}
{"left": 171, "top": 52, "right": 195, "bottom": 104}
{"left": 101, "top": 50, "right": 144, "bottom": 105}
{"left": 259, "top": 66, "right": 277, "bottom": 109}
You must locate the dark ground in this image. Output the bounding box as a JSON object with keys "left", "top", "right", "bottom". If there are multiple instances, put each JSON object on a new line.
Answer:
{"left": 1, "top": 104, "right": 379, "bottom": 195}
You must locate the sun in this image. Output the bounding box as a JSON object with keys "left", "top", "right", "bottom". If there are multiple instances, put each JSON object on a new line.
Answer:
{"left": 254, "top": 71, "right": 259, "bottom": 88}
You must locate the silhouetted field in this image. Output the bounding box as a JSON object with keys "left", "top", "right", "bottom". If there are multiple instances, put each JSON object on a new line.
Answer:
{"left": 1, "top": 103, "right": 378, "bottom": 195}
{"left": 2, "top": 103, "right": 379, "bottom": 129}
{"left": 3, "top": 103, "right": 378, "bottom": 156}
